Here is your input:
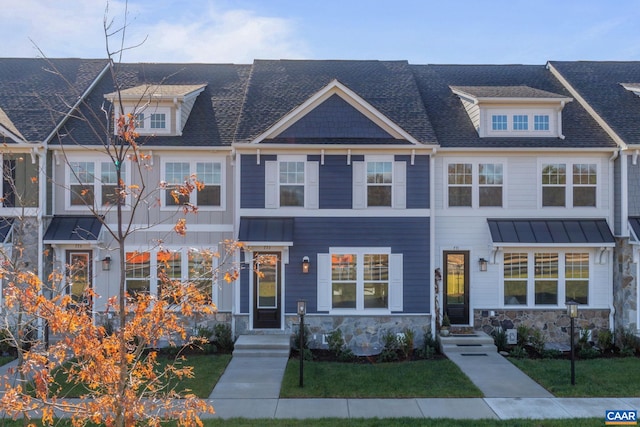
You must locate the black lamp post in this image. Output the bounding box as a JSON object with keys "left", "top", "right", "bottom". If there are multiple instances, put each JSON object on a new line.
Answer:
{"left": 566, "top": 300, "right": 579, "bottom": 385}
{"left": 297, "top": 300, "right": 307, "bottom": 387}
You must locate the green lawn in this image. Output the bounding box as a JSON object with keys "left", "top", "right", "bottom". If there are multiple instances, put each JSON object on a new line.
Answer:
{"left": 510, "top": 357, "right": 640, "bottom": 397}
{"left": 45, "top": 353, "right": 231, "bottom": 398}
{"left": 281, "top": 358, "right": 483, "bottom": 398}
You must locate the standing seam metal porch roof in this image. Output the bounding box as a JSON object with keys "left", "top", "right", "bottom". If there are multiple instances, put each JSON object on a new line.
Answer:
{"left": 43, "top": 216, "right": 104, "bottom": 243}
{"left": 238, "top": 217, "right": 294, "bottom": 244}
{"left": 487, "top": 219, "right": 615, "bottom": 245}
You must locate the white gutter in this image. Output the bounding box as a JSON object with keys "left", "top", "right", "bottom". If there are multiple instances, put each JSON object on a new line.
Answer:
{"left": 429, "top": 146, "right": 437, "bottom": 334}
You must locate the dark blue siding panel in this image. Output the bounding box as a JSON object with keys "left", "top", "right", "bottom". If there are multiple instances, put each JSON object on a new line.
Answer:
{"left": 396, "top": 155, "right": 430, "bottom": 209}
{"left": 278, "top": 94, "right": 393, "bottom": 139}
{"left": 240, "top": 154, "right": 276, "bottom": 208}
{"left": 285, "top": 216, "right": 430, "bottom": 314}
{"left": 319, "top": 155, "right": 354, "bottom": 209}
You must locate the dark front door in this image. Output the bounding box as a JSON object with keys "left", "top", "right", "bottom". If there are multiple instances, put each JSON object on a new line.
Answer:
{"left": 253, "top": 253, "right": 281, "bottom": 329}
{"left": 67, "top": 250, "right": 93, "bottom": 310}
{"left": 443, "top": 251, "right": 469, "bottom": 325}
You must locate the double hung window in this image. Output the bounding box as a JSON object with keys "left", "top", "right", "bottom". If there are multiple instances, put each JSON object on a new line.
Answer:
{"left": 68, "top": 159, "right": 127, "bottom": 208}
{"left": 163, "top": 159, "right": 223, "bottom": 208}
{"left": 541, "top": 162, "right": 596, "bottom": 207}
{"left": 447, "top": 162, "right": 503, "bottom": 208}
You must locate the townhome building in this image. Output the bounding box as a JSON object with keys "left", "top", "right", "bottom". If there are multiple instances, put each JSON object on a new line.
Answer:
{"left": 412, "top": 64, "right": 618, "bottom": 342}
{"left": 549, "top": 61, "right": 640, "bottom": 334}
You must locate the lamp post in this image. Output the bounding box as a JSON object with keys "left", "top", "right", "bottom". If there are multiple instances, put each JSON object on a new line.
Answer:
{"left": 566, "top": 300, "right": 579, "bottom": 385}
{"left": 297, "top": 300, "right": 307, "bottom": 387}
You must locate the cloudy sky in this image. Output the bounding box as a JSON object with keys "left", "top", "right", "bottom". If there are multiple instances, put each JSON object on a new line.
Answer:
{"left": 2, "top": 0, "right": 640, "bottom": 64}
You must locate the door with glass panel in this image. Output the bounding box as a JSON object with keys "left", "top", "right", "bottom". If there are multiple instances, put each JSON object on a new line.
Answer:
{"left": 253, "top": 253, "right": 281, "bottom": 329}
{"left": 443, "top": 251, "right": 469, "bottom": 325}
{"left": 67, "top": 250, "right": 93, "bottom": 310}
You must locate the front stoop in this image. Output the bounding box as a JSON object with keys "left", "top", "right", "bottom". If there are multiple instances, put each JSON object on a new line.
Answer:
{"left": 439, "top": 331, "right": 497, "bottom": 355}
{"left": 232, "top": 334, "right": 291, "bottom": 358}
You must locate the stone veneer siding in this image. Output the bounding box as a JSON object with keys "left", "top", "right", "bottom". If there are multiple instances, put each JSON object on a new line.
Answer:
{"left": 235, "top": 315, "right": 433, "bottom": 353}
{"left": 474, "top": 309, "right": 610, "bottom": 343}
{"left": 614, "top": 237, "right": 638, "bottom": 332}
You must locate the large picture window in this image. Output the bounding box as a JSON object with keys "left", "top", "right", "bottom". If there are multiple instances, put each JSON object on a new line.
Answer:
{"left": 502, "top": 251, "right": 589, "bottom": 306}
{"left": 331, "top": 250, "right": 389, "bottom": 310}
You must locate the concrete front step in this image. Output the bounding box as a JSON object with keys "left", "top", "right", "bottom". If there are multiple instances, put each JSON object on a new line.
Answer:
{"left": 440, "top": 331, "right": 497, "bottom": 354}
{"left": 232, "top": 334, "right": 291, "bottom": 358}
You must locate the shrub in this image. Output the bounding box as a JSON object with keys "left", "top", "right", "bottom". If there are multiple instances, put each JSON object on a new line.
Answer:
{"left": 399, "top": 327, "right": 415, "bottom": 360}
{"left": 492, "top": 328, "right": 508, "bottom": 352}
{"left": 541, "top": 349, "right": 563, "bottom": 359}
{"left": 529, "top": 328, "right": 547, "bottom": 355}
{"left": 213, "top": 324, "right": 234, "bottom": 353}
{"left": 416, "top": 328, "right": 438, "bottom": 359}
{"left": 326, "top": 329, "right": 354, "bottom": 362}
{"left": 377, "top": 331, "right": 400, "bottom": 363}
{"left": 509, "top": 345, "right": 527, "bottom": 359}
{"left": 597, "top": 329, "right": 615, "bottom": 353}
{"left": 516, "top": 324, "right": 531, "bottom": 347}
{"left": 617, "top": 327, "right": 640, "bottom": 357}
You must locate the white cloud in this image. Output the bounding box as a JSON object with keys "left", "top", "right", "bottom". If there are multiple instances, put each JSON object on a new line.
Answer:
{"left": 0, "top": 0, "right": 308, "bottom": 62}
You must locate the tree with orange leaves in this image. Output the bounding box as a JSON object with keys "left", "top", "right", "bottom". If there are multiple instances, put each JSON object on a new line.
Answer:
{"left": 0, "top": 2, "right": 242, "bottom": 426}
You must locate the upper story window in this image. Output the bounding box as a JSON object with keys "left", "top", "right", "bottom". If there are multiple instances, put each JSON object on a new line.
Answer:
{"left": 162, "top": 158, "right": 223, "bottom": 209}
{"left": 265, "top": 156, "right": 318, "bottom": 209}
{"left": 0, "top": 153, "right": 39, "bottom": 208}
{"left": 541, "top": 162, "right": 596, "bottom": 208}
{"left": 150, "top": 113, "right": 166, "bottom": 129}
{"left": 492, "top": 115, "right": 507, "bottom": 131}
{"left": 279, "top": 161, "right": 305, "bottom": 207}
{"left": 67, "top": 158, "right": 127, "bottom": 209}
{"left": 534, "top": 115, "right": 549, "bottom": 130}
{"left": 447, "top": 161, "right": 503, "bottom": 208}
{"left": 367, "top": 161, "right": 392, "bottom": 207}
{"left": 513, "top": 115, "right": 528, "bottom": 131}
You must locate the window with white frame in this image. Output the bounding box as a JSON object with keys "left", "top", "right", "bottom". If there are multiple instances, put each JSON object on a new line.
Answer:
{"left": 513, "top": 115, "right": 528, "bottom": 130}
{"left": 447, "top": 162, "right": 503, "bottom": 208}
{"left": 502, "top": 251, "right": 589, "bottom": 306}
{"left": 367, "top": 161, "right": 392, "bottom": 207}
{"left": 118, "top": 106, "right": 171, "bottom": 135}
{"left": 68, "top": 159, "right": 127, "bottom": 208}
{"left": 541, "top": 162, "right": 597, "bottom": 208}
{"left": 279, "top": 161, "right": 304, "bottom": 207}
{"left": 492, "top": 115, "right": 507, "bottom": 131}
{"left": 317, "top": 248, "right": 403, "bottom": 313}
{"left": 150, "top": 113, "right": 166, "bottom": 129}
{"left": 163, "top": 159, "right": 223, "bottom": 208}
{"left": 486, "top": 110, "right": 555, "bottom": 137}
{"left": 125, "top": 248, "right": 216, "bottom": 304}
{"left": 534, "top": 115, "right": 549, "bottom": 130}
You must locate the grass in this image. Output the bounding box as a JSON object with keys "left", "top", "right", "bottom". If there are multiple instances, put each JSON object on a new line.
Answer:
{"left": 510, "top": 357, "right": 640, "bottom": 397}
{"left": 0, "top": 418, "right": 604, "bottom": 426}
{"left": 281, "top": 358, "right": 483, "bottom": 398}
{"left": 46, "top": 353, "right": 231, "bottom": 398}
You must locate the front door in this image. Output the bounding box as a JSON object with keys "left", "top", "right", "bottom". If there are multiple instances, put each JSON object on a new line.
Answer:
{"left": 253, "top": 253, "right": 281, "bottom": 329}
{"left": 67, "top": 250, "right": 93, "bottom": 310}
{"left": 443, "top": 251, "right": 469, "bottom": 325}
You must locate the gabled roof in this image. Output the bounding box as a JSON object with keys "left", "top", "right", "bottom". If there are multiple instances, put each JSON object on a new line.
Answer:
{"left": 58, "top": 63, "right": 251, "bottom": 147}
{"left": 549, "top": 61, "right": 640, "bottom": 147}
{"left": 450, "top": 85, "right": 571, "bottom": 103}
{"left": 411, "top": 64, "right": 615, "bottom": 148}
{"left": 104, "top": 84, "right": 207, "bottom": 101}
{"left": 234, "top": 60, "right": 436, "bottom": 144}
{"left": 0, "top": 107, "right": 25, "bottom": 142}
{"left": 0, "top": 58, "right": 109, "bottom": 143}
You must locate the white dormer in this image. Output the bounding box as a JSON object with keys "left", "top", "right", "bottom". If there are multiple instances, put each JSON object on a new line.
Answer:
{"left": 450, "top": 86, "right": 573, "bottom": 139}
{"left": 104, "top": 84, "right": 206, "bottom": 136}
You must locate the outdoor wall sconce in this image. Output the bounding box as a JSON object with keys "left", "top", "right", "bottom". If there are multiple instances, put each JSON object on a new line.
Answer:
{"left": 102, "top": 256, "right": 111, "bottom": 271}
{"left": 302, "top": 256, "right": 310, "bottom": 274}
{"left": 478, "top": 257, "right": 488, "bottom": 272}
{"left": 566, "top": 300, "right": 579, "bottom": 385}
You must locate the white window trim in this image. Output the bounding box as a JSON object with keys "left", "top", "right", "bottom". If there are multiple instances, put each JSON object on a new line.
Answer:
{"left": 538, "top": 159, "right": 599, "bottom": 209}
{"left": 353, "top": 156, "right": 406, "bottom": 209}
{"left": 125, "top": 247, "right": 219, "bottom": 308}
{"left": 265, "top": 156, "right": 319, "bottom": 210}
{"left": 499, "top": 249, "right": 591, "bottom": 308}
{"left": 484, "top": 108, "right": 556, "bottom": 137}
{"left": 445, "top": 159, "right": 506, "bottom": 209}
{"left": 65, "top": 155, "right": 132, "bottom": 211}
{"left": 317, "top": 247, "right": 403, "bottom": 314}
{"left": 160, "top": 156, "right": 226, "bottom": 211}
{"left": 119, "top": 106, "right": 172, "bottom": 136}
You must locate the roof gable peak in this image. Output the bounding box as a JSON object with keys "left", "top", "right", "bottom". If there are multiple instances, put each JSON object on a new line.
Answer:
{"left": 251, "top": 79, "right": 420, "bottom": 144}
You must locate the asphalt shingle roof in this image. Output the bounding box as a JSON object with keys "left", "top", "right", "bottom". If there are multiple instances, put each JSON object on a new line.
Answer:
{"left": 411, "top": 64, "right": 616, "bottom": 148}
{"left": 0, "top": 58, "right": 108, "bottom": 143}
{"left": 549, "top": 61, "right": 640, "bottom": 146}
{"left": 450, "top": 85, "right": 569, "bottom": 100}
{"left": 234, "top": 60, "right": 436, "bottom": 144}
{"left": 59, "top": 63, "right": 251, "bottom": 147}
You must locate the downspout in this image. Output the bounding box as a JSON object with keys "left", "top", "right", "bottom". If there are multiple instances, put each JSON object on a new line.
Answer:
{"left": 429, "top": 146, "right": 437, "bottom": 334}
{"left": 610, "top": 148, "right": 621, "bottom": 332}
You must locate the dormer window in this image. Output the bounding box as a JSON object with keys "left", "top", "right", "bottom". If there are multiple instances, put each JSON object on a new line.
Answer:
{"left": 104, "top": 84, "right": 206, "bottom": 137}
{"left": 450, "top": 86, "right": 572, "bottom": 139}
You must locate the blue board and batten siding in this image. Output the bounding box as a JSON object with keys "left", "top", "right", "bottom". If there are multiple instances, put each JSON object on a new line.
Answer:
{"left": 238, "top": 217, "right": 430, "bottom": 314}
